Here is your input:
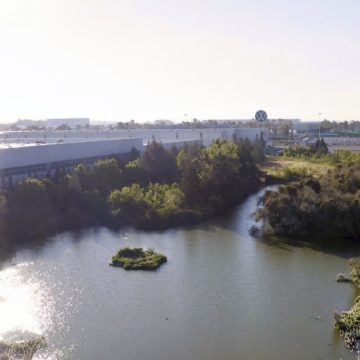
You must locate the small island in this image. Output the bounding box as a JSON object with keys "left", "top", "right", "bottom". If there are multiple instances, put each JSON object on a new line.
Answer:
{"left": 110, "top": 247, "right": 167, "bottom": 271}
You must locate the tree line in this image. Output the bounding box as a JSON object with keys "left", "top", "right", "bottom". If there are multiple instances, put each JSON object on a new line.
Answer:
{"left": 0, "top": 139, "right": 265, "bottom": 242}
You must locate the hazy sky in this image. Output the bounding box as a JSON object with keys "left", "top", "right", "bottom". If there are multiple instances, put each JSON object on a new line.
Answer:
{"left": 1, "top": 0, "right": 360, "bottom": 123}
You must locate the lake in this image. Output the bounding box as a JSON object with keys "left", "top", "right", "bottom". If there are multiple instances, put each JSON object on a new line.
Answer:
{"left": 0, "top": 187, "right": 358, "bottom": 359}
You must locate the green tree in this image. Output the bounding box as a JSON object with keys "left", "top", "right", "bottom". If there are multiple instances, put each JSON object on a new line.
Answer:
{"left": 128, "top": 146, "right": 140, "bottom": 161}
{"left": 145, "top": 183, "right": 184, "bottom": 212}
{"left": 108, "top": 184, "right": 148, "bottom": 225}
{"left": 176, "top": 145, "right": 202, "bottom": 205}
{"left": 141, "top": 141, "right": 178, "bottom": 183}
{"left": 122, "top": 159, "right": 148, "bottom": 186}
{"left": 94, "top": 159, "right": 122, "bottom": 195}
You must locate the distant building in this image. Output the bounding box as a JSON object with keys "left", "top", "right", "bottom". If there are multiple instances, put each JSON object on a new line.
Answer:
{"left": 270, "top": 118, "right": 301, "bottom": 124}
{"left": 46, "top": 118, "right": 90, "bottom": 129}
{"left": 205, "top": 119, "right": 253, "bottom": 124}
{"left": 293, "top": 121, "right": 321, "bottom": 133}
{"left": 15, "top": 119, "right": 46, "bottom": 128}
{"left": 153, "top": 120, "right": 174, "bottom": 126}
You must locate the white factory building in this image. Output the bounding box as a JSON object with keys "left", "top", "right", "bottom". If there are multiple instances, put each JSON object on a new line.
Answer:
{"left": 0, "top": 138, "right": 143, "bottom": 187}
{"left": 0, "top": 127, "right": 267, "bottom": 147}
{"left": 0, "top": 127, "right": 268, "bottom": 187}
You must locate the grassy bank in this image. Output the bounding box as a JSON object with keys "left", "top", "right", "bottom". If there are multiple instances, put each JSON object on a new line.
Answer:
{"left": 260, "top": 156, "right": 333, "bottom": 181}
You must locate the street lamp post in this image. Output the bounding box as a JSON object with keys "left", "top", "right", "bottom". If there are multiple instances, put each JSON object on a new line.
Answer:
{"left": 318, "top": 112, "right": 322, "bottom": 140}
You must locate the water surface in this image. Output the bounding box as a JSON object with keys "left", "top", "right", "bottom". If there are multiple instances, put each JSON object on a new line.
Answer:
{"left": 0, "top": 188, "right": 358, "bottom": 359}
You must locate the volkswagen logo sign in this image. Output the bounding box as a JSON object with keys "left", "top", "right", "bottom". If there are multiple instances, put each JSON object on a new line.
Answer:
{"left": 255, "top": 110, "right": 267, "bottom": 122}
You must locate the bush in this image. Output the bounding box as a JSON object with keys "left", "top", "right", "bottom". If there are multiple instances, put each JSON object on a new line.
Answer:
{"left": 256, "top": 163, "right": 360, "bottom": 240}
{"left": 111, "top": 247, "right": 167, "bottom": 270}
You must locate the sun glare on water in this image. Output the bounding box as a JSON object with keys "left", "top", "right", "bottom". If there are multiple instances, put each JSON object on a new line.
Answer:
{"left": 0, "top": 261, "right": 75, "bottom": 359}
{"left": 0, "top": 262, "right": 56, "bottom": 344}
{"left": 0, "top": 263, "right": 43, "bottom": 341}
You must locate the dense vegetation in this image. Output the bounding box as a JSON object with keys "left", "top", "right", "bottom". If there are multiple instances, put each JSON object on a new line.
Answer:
{"left": 0, "top": 139, "right": 265, "bottom": 241}
{"left": 335, "top": 258, "right": 360, "bottom": 350}
{"left": 255, "top": 162, "right": 360, "bottom": 240}
{"left": 111, "top": 247, "right": 167, "bottom": 270}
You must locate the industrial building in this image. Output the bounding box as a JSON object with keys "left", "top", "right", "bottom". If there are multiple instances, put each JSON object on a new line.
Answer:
{"left": 293, "top": 122, "right": 321, "bottom": 134}
{"left": 0, "top": 127, "right": 268, "bottom": 188}
{"left": 0, "top": 138, "right": 143, "bottom": 187}
{"left": 0, "top": 127, "right": 267, "bottom": 146}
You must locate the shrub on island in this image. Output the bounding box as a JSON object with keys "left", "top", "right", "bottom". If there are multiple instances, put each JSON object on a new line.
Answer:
{"left": 110, "top": 247, "right": 167, "bottom": 271}
{"left": 335, "top": 259, "right": 360, "bottom": 350}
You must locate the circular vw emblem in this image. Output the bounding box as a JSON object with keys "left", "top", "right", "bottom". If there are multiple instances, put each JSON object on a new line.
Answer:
{"left": 255, "top": 110, "right": 267, "bottom": 122}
